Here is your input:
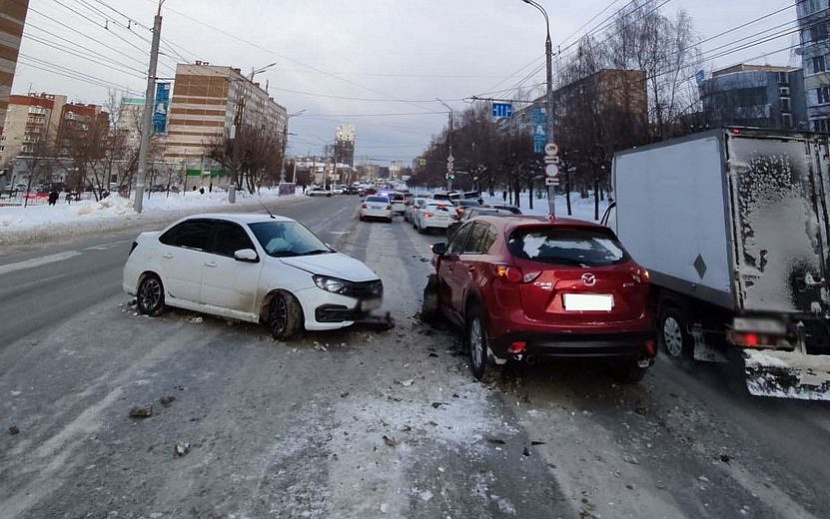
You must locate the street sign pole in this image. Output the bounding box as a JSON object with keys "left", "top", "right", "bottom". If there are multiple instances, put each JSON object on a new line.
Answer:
{"left": 544, "top": 22, "right": 555, "bottom": 218}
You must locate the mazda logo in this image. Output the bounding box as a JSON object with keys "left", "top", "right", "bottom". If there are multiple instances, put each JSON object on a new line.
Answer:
{"left": 582, "top": 273, "right": 597, "bottom": 287}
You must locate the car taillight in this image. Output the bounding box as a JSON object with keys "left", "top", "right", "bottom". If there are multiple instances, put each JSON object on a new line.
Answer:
{"left": 423, "top": 211, "right": 433, "bottom": 218}
{"left": 631, "top": 267, "right": 650, "bottom": 284}
{"left": 495, "top": 265, "right": 524, "bottom": 283}
{"left": 361, "top": 203, "right": 367, "bottom": 209}
{"left": 456, "top": 207, "right": 463, "bottom": 215}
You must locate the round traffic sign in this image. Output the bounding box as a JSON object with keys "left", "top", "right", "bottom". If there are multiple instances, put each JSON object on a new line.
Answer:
{"left": 545, "top": 164, "right": 560, "bottom": 178}
{"left": 544, "top": 143, "right": 559, "bottom": 156}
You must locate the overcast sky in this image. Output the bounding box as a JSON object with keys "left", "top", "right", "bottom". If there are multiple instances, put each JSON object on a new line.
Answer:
{"left": 13, "top": 0, "right": 799, "bottom": 164}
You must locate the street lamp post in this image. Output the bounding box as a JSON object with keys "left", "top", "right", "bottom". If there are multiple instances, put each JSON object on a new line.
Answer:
{"left": 521, "top": 0, "right": 556, "bottom": 217}
{"left": 280, "top": 110, "right": 306, "bottom": 184}
{"left": 436, "top": 98, "right": 454, "bottom": 193}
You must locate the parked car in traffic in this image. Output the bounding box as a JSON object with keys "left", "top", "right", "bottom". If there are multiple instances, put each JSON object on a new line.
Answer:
{"left": 405, "top": 197, "right": 428, "bottom": 223}
{"left": 414, "top": 201, "right": 455, "bottom": 234}
{"left": 307, "top": 187, "right": 333, "bottom": 197}
{"left": 422, "top": 216, "right": 656, "bottom": 383}
{"left": 390, "top": 193, "right": 407, "bottom": 214}
{"left": 359, "top": 195, "right": 393, "bottom": 222}
{"left": 453, "top": 199, "right": 482, "bottom": 219}
{"left": 491, "top": 204, "right": 522, "bottom": 215}
{"left": 123, "top": 214, "right": 383, "bottom": 340}
{"left": 447, "top": 207, "right": 513, "bottom": 238}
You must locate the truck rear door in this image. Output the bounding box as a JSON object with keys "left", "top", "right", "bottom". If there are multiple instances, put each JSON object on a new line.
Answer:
{"left": 728, "top": 133, "right": 830, "bottom": 315}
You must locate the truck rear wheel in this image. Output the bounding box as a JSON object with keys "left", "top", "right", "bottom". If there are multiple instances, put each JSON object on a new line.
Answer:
{"left": 659, "top": 307, "right": 691, "bottom": 361}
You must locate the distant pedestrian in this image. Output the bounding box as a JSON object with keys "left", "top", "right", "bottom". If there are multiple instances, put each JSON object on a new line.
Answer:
{"left": 302, "top": 184, "right": 307, "bottom": 194}
{"left": 199, "top": 187, "right": 205, "bottom": 195}
{"left": 48, "top": 189, "right": 59, "bottom": 206}
{"left": 65, "top": 192, "right": 72, "bottom": 204}
{"left": 502, "top": 190, "right": 507, "bottom": 202}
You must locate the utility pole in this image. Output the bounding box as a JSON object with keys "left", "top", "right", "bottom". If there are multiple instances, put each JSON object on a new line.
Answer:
{"left": 437, "top": 98, "right": 454, "bottom": 192}
{"left": 133, "top": 0, "right": 164, "bottom": 213}
{"left": 522, "top": 0, "right": 557, "bottom": 218}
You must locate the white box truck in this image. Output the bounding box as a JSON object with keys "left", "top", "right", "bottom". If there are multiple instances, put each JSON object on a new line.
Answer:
{"left": 604, "top": 128, "right": 830, "bottom": 400}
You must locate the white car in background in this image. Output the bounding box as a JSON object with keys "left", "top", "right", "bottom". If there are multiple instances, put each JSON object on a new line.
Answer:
{"left": 306, "top": 187, "right": 332, "bottom": 197}
{"left": 390, "top": 193, "right": 407, "bottom": 214}
{"left": 359, "top": 195, "right": 393, "bottom": 222}
{"left": 405, "top": 197, "right": 428, "bottom": 223}
{"left": 123, "top": 214, "right": 383, "bottom": 340}
{"left": 414, "top": 201, "right": 455, "bottom": 234}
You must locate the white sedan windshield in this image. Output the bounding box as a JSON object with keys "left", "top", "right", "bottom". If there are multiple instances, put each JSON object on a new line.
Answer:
{"left": 248, "top": 222, "right": 332, "bottom": 257}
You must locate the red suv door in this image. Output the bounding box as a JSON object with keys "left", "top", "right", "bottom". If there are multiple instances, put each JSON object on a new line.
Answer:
{"left": 436, "top": 223, "right": 474, "bottom": 324}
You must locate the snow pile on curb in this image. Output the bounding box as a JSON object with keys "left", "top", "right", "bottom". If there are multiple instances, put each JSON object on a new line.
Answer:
{"left": 0, "top": 188, "right": 303, "bottom": 246}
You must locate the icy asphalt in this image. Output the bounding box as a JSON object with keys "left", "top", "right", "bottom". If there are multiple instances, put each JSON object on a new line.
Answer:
{"left": 1, "top": 195, "right": 829, "bottom": 519}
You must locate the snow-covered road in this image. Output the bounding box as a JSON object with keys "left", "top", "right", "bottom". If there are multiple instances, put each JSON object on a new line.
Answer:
{"left": 1, "top": 195, "right": 828, "bottom": 518}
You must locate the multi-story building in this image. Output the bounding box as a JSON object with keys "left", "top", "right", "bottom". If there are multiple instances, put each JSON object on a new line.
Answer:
{"left": 0, "top": 0, "right": 29, "bottom": 135}
{"left": 116, "top": 97, "right": 145, "bottom": 148}
{"left": 164, "top": 62, "right": 288, "bottom": 165}
{"left": 0, "top": 93, "right": 66, "bottom": 165}
{"left": 797, "top": 0, "right": 830, "bottom": 131}
{"left": 57, "top": 103, "right": 109, "bottom": 148}
{"left": 698, "top": 64, "right": 808, "bottom": 130}
{"left": 334, "top": 124, "right": 356, "bottom": 168}
{"left": 510, "top": 68, "right": 648, "bottom": 150}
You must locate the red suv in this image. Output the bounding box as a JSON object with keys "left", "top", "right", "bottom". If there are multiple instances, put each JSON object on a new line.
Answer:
{"left": 422, "top": 216, "right": 656, "bottom": 383}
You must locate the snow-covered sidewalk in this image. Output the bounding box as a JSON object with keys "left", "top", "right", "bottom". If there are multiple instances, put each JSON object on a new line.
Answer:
{"left": 0, "top": 188, "right": 304, "bottom": 246}
{"left": 483, "top": 191, "right": 609, "bottom": 221}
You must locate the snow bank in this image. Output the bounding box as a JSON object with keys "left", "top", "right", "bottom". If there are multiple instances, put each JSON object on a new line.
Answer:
{"left": 483, "top": 191, "right": 609, "bottom": 221}
{"left": 0, "top": 188, "right": 303, "bottom": 246}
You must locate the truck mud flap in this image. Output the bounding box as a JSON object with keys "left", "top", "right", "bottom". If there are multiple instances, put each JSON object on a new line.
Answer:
{"left": 744, "top": 350, "right": 830, "bottom": 401}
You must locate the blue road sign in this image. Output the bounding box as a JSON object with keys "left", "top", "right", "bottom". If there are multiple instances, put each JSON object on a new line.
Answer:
{"left": 532, "top": 105, "right": 547, "bottom": 153}
{"left": 492, "top": 102, "right": 513, "bottom": 119}
{"left": 153, "top": 82, "right": 170, "bottom": 134}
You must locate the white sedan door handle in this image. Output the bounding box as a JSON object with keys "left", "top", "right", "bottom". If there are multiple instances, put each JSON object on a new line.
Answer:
{"left": 162, "top": 253, "right": 174, "bottom": 259}
{"left": 204, "top": 261, "right": 217, "bottom": 268}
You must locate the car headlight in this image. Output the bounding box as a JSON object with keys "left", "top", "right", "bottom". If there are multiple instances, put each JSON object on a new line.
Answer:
{"left": 313, "top": 275, "right": 347, "bottom": 294}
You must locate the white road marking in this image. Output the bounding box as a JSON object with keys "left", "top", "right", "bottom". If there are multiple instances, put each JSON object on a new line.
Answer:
{"left": 0, "top": 251, "right": 83, "bottom": 277}
{"left": 83, "top": 240, "right": 131, "bottom": 251}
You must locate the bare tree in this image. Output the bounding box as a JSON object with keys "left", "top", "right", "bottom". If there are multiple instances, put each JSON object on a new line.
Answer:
{"left": 208, "top": 124, "right": 283, "bottom": 194}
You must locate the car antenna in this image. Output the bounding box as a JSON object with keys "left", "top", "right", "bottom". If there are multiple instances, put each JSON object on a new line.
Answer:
{"left": 256, "top": 196, "right": 276, "bottom": 219}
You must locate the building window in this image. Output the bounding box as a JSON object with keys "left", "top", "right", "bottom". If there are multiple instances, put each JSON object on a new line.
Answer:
{"left": 778, "top": 72, "right": 790, "bottom": 85}
{"left": 781, "top": 97, "right": 791, "bottom": 112}
{"left": 814, "top": 22, "right": 829, "bottom": 42}
{"left": 813, "top": 56, "right": 827, "bottom": 73}
{"left": 780, "top": 87, "right": 791, "bottom": 96}
{"left": 803, "top": 0, "right": 825, "bottom": 16}
{"left": 783, "top": 113, "right": 793, "bottom": 129}
{"left": 817, "top": 86, "right": 830, "bottom": 104}
{"left": 813, "top": 118, "right": 830, "bottom": 133}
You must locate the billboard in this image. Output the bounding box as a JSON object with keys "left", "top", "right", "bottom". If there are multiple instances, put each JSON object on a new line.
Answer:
{"left": 153, "top": 82, "right": 170, "bottom": 134}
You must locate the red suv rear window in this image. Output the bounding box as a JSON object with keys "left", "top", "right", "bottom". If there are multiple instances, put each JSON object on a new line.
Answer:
{"left": 507, "top": 227, "right": 628, "bottom": 267}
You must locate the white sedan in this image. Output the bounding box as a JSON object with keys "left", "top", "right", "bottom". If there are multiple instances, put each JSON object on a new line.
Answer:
{"left": 414, "top": 201, "right": 456, "bottom": 233}
{"left": 359, "top": 195, "right": 393, "bottom": 222}
{"left": 306, "top": 188, "right": 332, "bottom": 197}
{"left": 123, "top": 214, "right": 383, "bottom": 340}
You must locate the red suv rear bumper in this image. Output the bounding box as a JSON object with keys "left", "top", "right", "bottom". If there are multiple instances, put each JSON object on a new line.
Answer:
{"left": 487, "top": 310, "right": 656, "bottom": 360}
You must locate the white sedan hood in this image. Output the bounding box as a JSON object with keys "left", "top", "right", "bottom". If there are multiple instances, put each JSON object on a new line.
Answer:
{"left": 279, "top": 253, "right": 379, "bottom": 283}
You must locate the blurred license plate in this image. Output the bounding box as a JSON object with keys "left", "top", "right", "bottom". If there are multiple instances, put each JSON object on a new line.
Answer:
{"left": 371, "top": 205, "right": 383, "bottom": 209}
{"left": 563, "top": 294, "right": 614, "bottom": 311}
{"left": 361, "top": 299, "right": 382, "bottom": 311}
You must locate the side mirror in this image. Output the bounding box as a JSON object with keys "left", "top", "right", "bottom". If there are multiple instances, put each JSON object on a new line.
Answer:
{"left": 432, "top": 242, "right": 447, "bottom": 256}
{"left": 234, "top": 248, "right": 259, "bottom": 262}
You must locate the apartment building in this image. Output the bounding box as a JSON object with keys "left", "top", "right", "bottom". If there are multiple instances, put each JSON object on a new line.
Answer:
{"left": 0, "top": 0, "right": 29, "bottom": 134}
{"left": 797, "top": 0, "right": 830, "bottom": 131}
{"left": 698, "top": 64, "right": 808, "bottom": 130}
{"left": 0, "top": 93, "right": 66, "bottom": 165}
{"left": 165, "top": 62, "right": 288, "bottom": 163}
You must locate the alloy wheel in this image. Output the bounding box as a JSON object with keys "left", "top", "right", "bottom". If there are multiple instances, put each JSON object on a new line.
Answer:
{"left": 139, "top": 278, "right": 162, "bottom": 313}
{"left": 663, "top": 316, "right": 684, "bottom": 357}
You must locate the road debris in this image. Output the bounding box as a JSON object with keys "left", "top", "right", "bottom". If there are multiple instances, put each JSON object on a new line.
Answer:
{"left": 128, "top": 405, "right": 153, "bottom": 418}
{"left": 398, "top": 379, "right": 414, "bottom": 387}
{"left": 523, "top": 446, "right": 531, "bottom": 457}
{"left": 174, "top": 442, "right": 190, "bottom": 457}
{"left": 9, "top": 425, "right": 19, "bottom": 436}
{"left": 159, "top": 395, "right": 176, "bottom": 407}
{"left": 431, "top": 402, "right": 449, "bottom": 409}
{"left": 382, "top": 435, "right": 398, "bottom": 447}
{"left": 487, "top": 438, "right": 507, "bottom": 445}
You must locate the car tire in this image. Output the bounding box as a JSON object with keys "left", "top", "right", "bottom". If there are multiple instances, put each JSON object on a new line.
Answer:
{"left": 612, "top": 360, "right": 648, "bottom": 384}
{"left": 659, "top": 306, "right": 692, "bottom": 362}
{"left": 269, "top": 291, "right": 304, "bottom": 341}
{"left": 387, "top": 217, "right": 393, "bottom": 223}
{"left": 359, "top": 215, "right": 365, "bottom": 222}
{"left": 136, "top": 274, "right": 165, "bottom": 317}
{"left": 420, "top": 274, "right": 441, "bottom": 324}
{"left": 467, "top": 305, "right": 500, "bottom": 382}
